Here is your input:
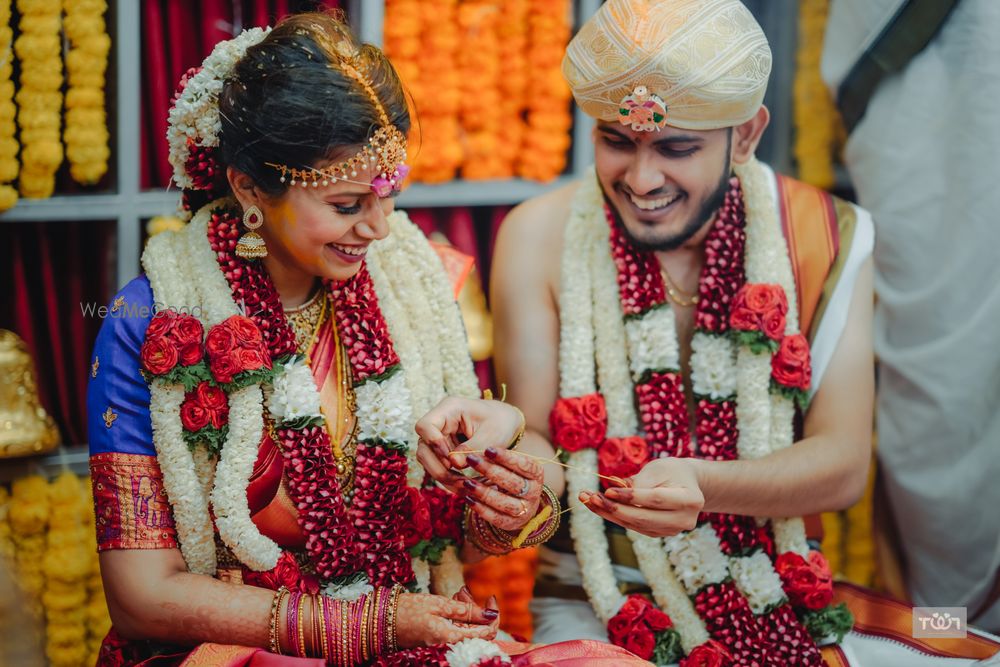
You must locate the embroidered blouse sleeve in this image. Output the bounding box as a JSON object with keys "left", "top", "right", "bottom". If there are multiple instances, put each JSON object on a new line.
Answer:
{"left": 87, "top": 276, "right": 178, "bottom": 551}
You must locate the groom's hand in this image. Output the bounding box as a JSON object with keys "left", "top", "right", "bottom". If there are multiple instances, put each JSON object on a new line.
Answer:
{"left": 579, "top": 457, "right": 705, "bottom": 538}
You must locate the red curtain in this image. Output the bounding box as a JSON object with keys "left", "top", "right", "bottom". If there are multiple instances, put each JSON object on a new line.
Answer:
{"left": 141, "top": 0, "right": 329, "bottom": 189}
{"left": 0, "top": 222, "right": 115, "bottom": 445}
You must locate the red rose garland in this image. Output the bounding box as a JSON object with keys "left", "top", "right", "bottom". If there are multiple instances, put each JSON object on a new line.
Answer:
{"left": 597, "top": 437, "right": 649, "bottom": 490}
{"left": 207, "top": 206, "right": 415, "bottom": 586}
{"left": 771, "top": 333, "right": 812, "bottom": 409}
{"left": 606, "top": 594, "right": 682, "bottom": 662}
{"left": 549, "top": 393, "right": 607, "bottom": 452}
{"left": 775, "top": 551, "right": 834, "bottom": 611}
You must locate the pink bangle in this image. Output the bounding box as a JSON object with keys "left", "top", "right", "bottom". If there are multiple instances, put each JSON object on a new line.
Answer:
{"left": 285, "top": 591, "right": 302, "bottom": 658}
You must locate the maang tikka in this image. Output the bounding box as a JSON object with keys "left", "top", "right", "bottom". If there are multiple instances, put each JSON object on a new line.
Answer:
{"left": 235, "top": 205, "right": 267, "bottom": 259}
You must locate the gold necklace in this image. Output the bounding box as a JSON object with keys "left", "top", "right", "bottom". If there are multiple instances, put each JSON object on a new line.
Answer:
{"left": 286, "top": 288, "right": 327, "bottom": 353}
{"left": 659, "top": 265, "right": 700, "bottom": 307}
{"left": 329, "top": 321, "right": 358, "bottom": 496}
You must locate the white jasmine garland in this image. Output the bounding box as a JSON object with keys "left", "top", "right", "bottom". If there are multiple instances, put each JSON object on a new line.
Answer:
{"left": 167, "top": 28, "right": 270, "bottom": 190}
{"left": 366, "top": 227, "right": 429, "bottom": 414}
{"left": 267, "top": 357, "right": 322, "bottom": 424}
{"left": 210, "top": 384, "right": 281, "bottom": 570}
{"left": 445, "top": 638, "right": 510, "bottom": 667}
{"left": 191, "top": 447, "right": 217, "bottom": 520}
{"left": 148, "top": 384, "right": 217, "bottom": 575}
{"left": 557, "top": 171, "right": 600, "bottom": 399}
{"left": 322, "top": 574, "right": 374, "bottom": 601}
{"left": 624, "top": 306, "right": 680, "bottom": 380}
{"left": 663, "top": 524, "right": 730, "bottom": 594}
{"left": 142, "top": 232, "right": 188, "bottom": 309}
{"left": 388, "top": 222, "right": 446, "bottom": 405}
{"left": 690, "top": 332, "right": 738, "bottom": 400}
{"left": 629, "top": 531, "right": 710, "bottom": 654}
{"left": 355, "top": 371, "right": 413, "bottom": 446}
{"left": 735, "top": 160, "right": 810, "bottom": 556}
{"left": 394, "top": 213, "right": 480, "bottom": 400}
{"left": 412, "top": 556, "right": 431, "bottom": 594}
{"left": 591, "top": 221, "right": 641, "bottom": 439}
{"left": 736, "top": 159, "right": 800, "bottom": 331}
{"left": 184, "top": 201, "right": 241, "bottom": 325}
{"left": 773, "top": 517, "right": 810, "bottom": 557}
{"left": 729, "top": 551, "right": 787, "bottom": 614}
{"left": 559, "top": 173, "right": 626, "bottom": 624}
{"left": 734, "top": 349, "right": 773, "bottom": 460}
{"left": 144, "top": 229, "right": 217, "bottom": 575}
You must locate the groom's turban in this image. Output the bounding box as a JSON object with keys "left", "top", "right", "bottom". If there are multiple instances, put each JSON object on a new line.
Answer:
{"left": 563, "top": 0, "right": 772, "bottom": 131}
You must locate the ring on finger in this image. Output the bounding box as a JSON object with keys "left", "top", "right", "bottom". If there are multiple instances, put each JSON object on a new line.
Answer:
{"left": 515, "top": 500, "right": 527, "bottom": 517}
{"left": 516, "top": 477, "right": 531, "bottom": 498}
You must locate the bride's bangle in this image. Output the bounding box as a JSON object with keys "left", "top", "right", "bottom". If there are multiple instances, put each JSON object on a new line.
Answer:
{"left": 465, "top": 485, "right": 561, "bottom": 555}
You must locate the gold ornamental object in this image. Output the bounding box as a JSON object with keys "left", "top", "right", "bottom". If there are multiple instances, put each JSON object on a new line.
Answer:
{"left": 0, "top": 330, "right": 60, "bottom": 458}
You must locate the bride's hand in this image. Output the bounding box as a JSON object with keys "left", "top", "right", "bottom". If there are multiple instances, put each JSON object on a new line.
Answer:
{"left": 394, "top": 589, "right": 499, "bottom": 648}
{"left": 415, "top": 396, "right": 525, "bottom": 492}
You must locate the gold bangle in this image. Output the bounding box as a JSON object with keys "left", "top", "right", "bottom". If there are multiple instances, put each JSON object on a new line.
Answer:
{"left": 389, "top": 584, "right": 402, "bottom": 653}
{"left": 297, "top": 593, "right": 308, "bottom": 658}
{"left": 362, "top": 592, "right": 373, "bottom": 661}
{"left": 317, "top": 595, "right": 328, "bottom": 661}
{"left": 268, "top": 586, "right": 288, "bottom": 655}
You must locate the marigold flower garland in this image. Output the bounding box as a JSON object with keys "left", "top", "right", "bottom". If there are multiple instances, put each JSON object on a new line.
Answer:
{"left": 0, "top": 0, "right": 18, "bottom": 210}
{"left": 1, "top": 474, "right": 112, "bottom": 667}
{"left": 794, "top": 0, "right": 841, "bottom": 190}
{"left": 14, "top": 0, "right": 63, "bottom": 199}
{"left": 42, "top": 473, "right": 91, "bottom": 667}
{"left": 516, "top": 0, "right": 572, "bottom": 182}
{"left": 385, "top": 0, "right": 570, "bottom": 183}
{"left": 457, "top": 1, "right": 503, "bottom": 180}
{"left": 384, "top": 0, "right": 462, "bottom": 183}
{"left": 62, "top": 0, "right": 111, "bottom": 185}
{"left": 494, "top": 0, "right": 528, "bottom": 178}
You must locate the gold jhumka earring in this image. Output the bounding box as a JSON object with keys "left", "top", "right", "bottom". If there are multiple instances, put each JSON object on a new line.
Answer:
{"left": 235, "top": 205, "right": 267, "bottom": 259}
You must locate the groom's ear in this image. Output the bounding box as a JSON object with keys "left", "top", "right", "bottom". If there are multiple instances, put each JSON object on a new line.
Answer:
{"left": 731, "top": 105, "right": 770, "bottom": 165}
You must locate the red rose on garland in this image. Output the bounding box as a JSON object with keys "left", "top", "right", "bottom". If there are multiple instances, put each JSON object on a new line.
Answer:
{"left": 145, "top": 309, "right": 176, "bottom": 337}
{"left": 624, "top": 625, "right": 655, "bottom": 660}
{"left": 140, "top": 337, "right": 179, "bottom": 375}
{"left": 242, "top": 550, "right": 319, "bottom": 594}
{"left": 422, "top": 486, "right": 465, "bottom": 545}
{"left": 598, "top": 436, "right": 649, "bottom": 489}
{"left": 400, "top": 487, "right": 433, "bottom": 549}
{"left": 205, "top": 315, "right": 272, "bottom": 386}
{"left": 549, "top": 393, "right": 608, "bottom": 452}
{"left": 205, "top": 324, "right": 235, "bottom": 358}
{"left": 180, "top": 397, "right": 210, "bottom": 431}
{"left": 772, "top": 333, "right": 812, "bottom": 393}
{"left": 775, "top": 550, "right": 834, "bottom": 611}
{"left": 680, "top": 640, "right": 732, "bottom": 667}
{"left": 729, "top": 283, "right": 788, "bottom": 346}
{"left": 607, "top": 594, "right": 675, "bottom": 660}
{"left": 173, "top": 315, "right": 204, "bottom": 346}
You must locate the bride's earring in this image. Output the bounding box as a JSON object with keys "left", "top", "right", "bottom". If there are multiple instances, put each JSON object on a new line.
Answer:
{"left": 235, "top": 205, "right": 267, "bottom": 259}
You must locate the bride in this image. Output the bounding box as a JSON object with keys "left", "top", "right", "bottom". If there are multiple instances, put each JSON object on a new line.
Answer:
{"left": 87, "top": 12, "right": 651, "bottom": 666}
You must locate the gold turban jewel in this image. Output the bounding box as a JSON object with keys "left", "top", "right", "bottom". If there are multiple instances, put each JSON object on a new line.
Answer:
{"left": 563, "top": 0, "right": 772, "bottom": 131}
